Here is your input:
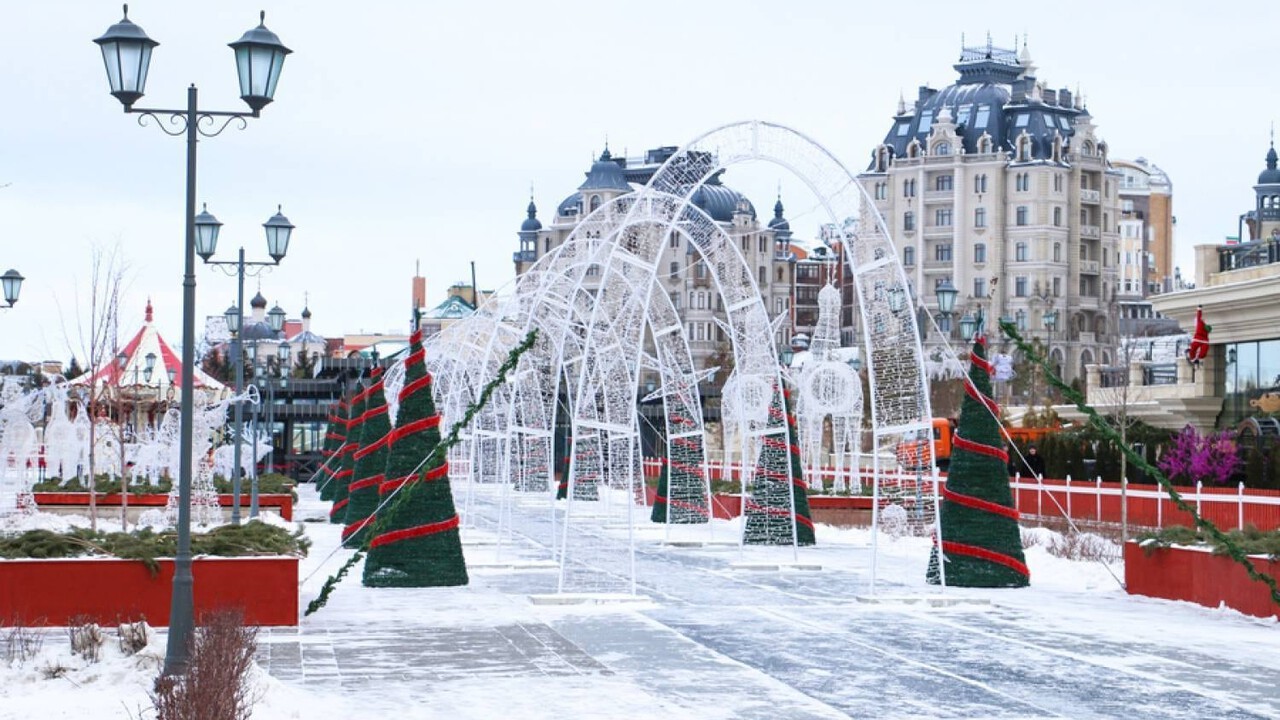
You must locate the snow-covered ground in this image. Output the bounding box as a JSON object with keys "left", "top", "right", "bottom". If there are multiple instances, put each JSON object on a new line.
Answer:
{"left": 2, "top": 484, "right": 1277, "bottom": 719}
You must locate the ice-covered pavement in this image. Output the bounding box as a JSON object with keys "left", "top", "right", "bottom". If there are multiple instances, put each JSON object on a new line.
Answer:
{"left": 258, "top": 484, "right": 1280, "bottom": 720}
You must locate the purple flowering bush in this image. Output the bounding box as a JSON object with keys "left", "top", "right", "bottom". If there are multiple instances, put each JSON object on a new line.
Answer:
{"left": 1157, "top": 426, "right": 1243, "bottom": 486}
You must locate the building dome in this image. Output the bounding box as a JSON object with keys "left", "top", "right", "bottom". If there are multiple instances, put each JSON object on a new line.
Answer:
{"left": 301, "top": 305, "right": 312, "bottom": 319}
{"left": 768, "top": 195, "right": 790, "bottom": 232}
{"left": 578, "top": 148, "right": 631, "bottom": 192}
{"left": 250, "top": 291, "right": 268, "bottom": 309}
{"left": 1258, "top": 145, "right": 1280, "bottom": 185}
{"left": 872, "top": 39, "right": 1083, "bottom": 166}
{"left": 521, "top": 197, "right": 542, "bottom": 232}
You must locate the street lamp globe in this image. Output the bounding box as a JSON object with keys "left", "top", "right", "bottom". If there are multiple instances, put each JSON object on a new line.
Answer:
{"left": 167, "top": 366, "right": 177, "bottom": 384}
{"left": 1, "top": 269, "right": 23, "bottom": 306}
{"left": 193, "top": 204, "right": 223, "bottom": 260}
{"left": 1043, "top": 310, "right": 1058, "bottom": 332}
{"left": 117, "top": 352, "right": 128, "bottom": 369}
{"left": 277, "top": 342, "right": 291, "bottom": 365}
{"left": 935, "top": 280, "right": 958, "bottom": 316}
{"left": 224, "top": 304, "right": 242, "bottom": 334}
{"left": 145, "top": 351, "right": 157, "bottom": 373}
{"left": 263, "top": 206, "right": 293, "bottom": 262}
{"left": 229, "top": 12, "right": 292, "bottom": 113}
{"left": 959, "top": 313, "right": 977, "bottom": 342}
{"left": 267, "top": 304, "right": 286, "bottom": 333}
{"left": 93, "top": 4, "right": 159, "bottom": 109}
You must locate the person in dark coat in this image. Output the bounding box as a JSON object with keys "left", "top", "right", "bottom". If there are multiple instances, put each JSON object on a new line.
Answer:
{"left": 1019, "top": 445, "right": 1046, "bottom": 479}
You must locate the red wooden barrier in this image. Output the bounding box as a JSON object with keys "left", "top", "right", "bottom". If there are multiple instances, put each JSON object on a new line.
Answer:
{"left": 34, "top": 492, "right": 294, "bottom": 521}
{"left": 0, "top": 556, "right": 299, "bottom": 627}
{"left": 1124, "top": 543, "right": 1280, "bottom": 619}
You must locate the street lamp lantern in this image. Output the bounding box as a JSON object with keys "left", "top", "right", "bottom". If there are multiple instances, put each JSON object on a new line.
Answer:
{"left": 267, "top": 304, "right": 286, "bottom": 333}
{"left": 277, "top": 341, "right": 291, "bottom": 364}
{"left": 167, "top": 366, "right": 177, "bottom": 384}
{"left": 194, "top": 204, "right": 223, "bottom": 260}
{"left": 224, "top": 303, "right": 241, "bottom": 334}
{"left": 145, "top": 351, "right": 157, "bottom": 373}
{"left": 959, "top": 313, "right": 977, "bottom": 342}
{"left": 229, "top": 12, "right": 292, "bottom": 112}
{"left": 117, "top": 352, "right": 128, "bottom": 369}
{"left": 263, "top": 206, "right": 293, "bottom": 261}
{"left": 1043, "top": 309, "right": 1058, "bottom": 332}
{"left": 93, "top": 5, "right": 159, "bottom": 109}
{"left": 935, "top": 280, "right": 958, "bottom": 316}
{"left": 2, "top": 269, "right": 24, "bottom": 307}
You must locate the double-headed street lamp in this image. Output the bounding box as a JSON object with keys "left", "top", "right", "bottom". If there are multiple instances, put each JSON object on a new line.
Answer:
{"left": 199, "top": 205, "right": 294, "bottom": 524}
{"left": 94, "top": 4, "right": 291, "bottom": 676}
{"left": 1, "top": 269, "right": 24, "bottom": 309}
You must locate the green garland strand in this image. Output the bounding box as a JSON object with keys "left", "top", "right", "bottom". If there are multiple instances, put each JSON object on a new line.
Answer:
{"left": 304, "top": 330, "right": 539, "bottom": 616}
{"left": 999, "top": 321, "right": 1280, "bottom": 608}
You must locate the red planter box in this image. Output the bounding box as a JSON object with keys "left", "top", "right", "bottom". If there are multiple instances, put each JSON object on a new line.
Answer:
{"left": 1124, "top": 542, "right": 1280, "bottom": 619}
{"left": 33, "top": 493, "right": 293, "bottom": 521}
{"left": 0, "top": 556, "right": 298, "bottom": 627}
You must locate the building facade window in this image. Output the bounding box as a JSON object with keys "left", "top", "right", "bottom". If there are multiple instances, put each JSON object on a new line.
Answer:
{"left": 974, "top": 207, "right": 987, "bottom": 228}
{"left": 1015, "top": 242, "right": 1028, "bottom": 262}
{"left": 1053, "top": 174, "right": 1063, "bottom": 192}
{"left": 1053, "top": 242, "right": 1062, "bottom": 262}
{"left": 974, "top": 174, "right": 988, "bottom": 194}
{"left": 903, "top": 179, "right": 916, "bottom": 197}
{"left": 974, "top": 277, "right": 986, "bottom": 298}
{"left": 1053, "top": 276, "right": 1061, "bottom": 296}
{"left": 1015, "top": 309, "right": 1027, "bottom": 330}
{"left": 974, "top": 243, "right": 986, "bottom": 263}
{"left": 935, "top": 243, "right": 952, "bottom": 262}
{"left": 903, "top": 246, "right": 915, "bottom": 266}
{"left": 903, "top": 211, "right": 915, "bottom": 231}
{"left": 936, "top": 174, "right": 953, "bottom": 192}
{"left": 935, "top": 208, "right": 952, "bottom": 227}
{"left": 1016, "top": 173, "right": 1029, "bottom": 192}
{"left": 1015, "top": 276, "right": 1028, "bottom": 297}
{"left": 1053, "top": 207, "right": 1062, "bottom": 226}
{"left": 1016, "top": 206, "right": 1029, "bottom": 226}
{"left": 669, "top": 261, "right": 679, "bottom": 277}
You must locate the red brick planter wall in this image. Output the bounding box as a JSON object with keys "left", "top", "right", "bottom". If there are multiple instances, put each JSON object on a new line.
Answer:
{"left": 0, "top": 556, "right": 298, "bottom": 627}
{"left": 33, "top": 493, "right": 293, "bottom": 521}
{"left": 1124, "top": 542, "right": 1280, "bottom": 619}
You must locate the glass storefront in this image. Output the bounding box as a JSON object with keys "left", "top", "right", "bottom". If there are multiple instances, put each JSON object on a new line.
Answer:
{"left": 1222, "top": 338, "right": 1280, "bottom": 427}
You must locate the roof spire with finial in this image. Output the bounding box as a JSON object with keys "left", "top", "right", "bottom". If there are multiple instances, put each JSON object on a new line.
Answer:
{"left": 897, "top": 88, "right": 907, "bottom": 115}
{"left": 145, "top": 296, "right": 153, "bottom": 323}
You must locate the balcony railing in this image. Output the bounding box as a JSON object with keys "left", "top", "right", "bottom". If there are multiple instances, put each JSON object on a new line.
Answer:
{"left": 1080, "top": 189, "right": 1101, "bottom": 203}
{"left": 512, "top": 250, "right": 536, "bottom": 264}
{"left": 1218, "top": 239, "right": 1280, "bottom": 272}
{"left": 1080, "top": 225, "right": 1101, "bottom": 239}
{"left": 1080, "top": 259, "right": 1100, "bottom": 274}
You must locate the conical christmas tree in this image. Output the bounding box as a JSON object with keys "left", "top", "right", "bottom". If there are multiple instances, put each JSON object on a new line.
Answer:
{"left": 744, "top": 384, "right": 815, "bottom": 545}
{"left": 650, "top": 413, "right": 710, "bottom": 524}
{"left": 928, "top": 335, "right": 1029, "bottom": 587}
{"left": 363, "top": 329, "right": 468, "bottom": 587}
{"left": 344, "top": 369, "right": 391, "bottom": 547}
{"left": 329, "top": 383, "right": 367, "bottom": 524}
{"left": 318, "top": 399, "right": 348, "bottom": 502}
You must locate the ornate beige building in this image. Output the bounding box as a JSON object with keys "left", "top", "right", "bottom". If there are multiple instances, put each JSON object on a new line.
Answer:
{"left": 857, "top": 39, "right": 1123, "bottom": 385}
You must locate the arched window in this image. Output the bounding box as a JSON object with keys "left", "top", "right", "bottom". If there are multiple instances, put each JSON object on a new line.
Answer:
{"left": 589, "top": 194, "right": 602, "bottom": 212}
{"left": 935, "top": 142, "right": 951, "bottom": 156}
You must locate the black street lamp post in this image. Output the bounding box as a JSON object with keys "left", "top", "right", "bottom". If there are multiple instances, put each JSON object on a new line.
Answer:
{"left": 94, "top": 4, "right": 290, "bottom": 676}
{"left": 198, "top": 205, "right": 294, "bottom": 525}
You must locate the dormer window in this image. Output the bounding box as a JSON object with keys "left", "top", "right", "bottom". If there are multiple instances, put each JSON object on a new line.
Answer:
{"left": 935, "top": 142, "right": 951, "bottom": 156}
{"left": 589, "top": 194, "right": 602, "bottom": 213}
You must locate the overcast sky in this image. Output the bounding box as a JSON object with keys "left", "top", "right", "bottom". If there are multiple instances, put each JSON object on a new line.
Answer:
{"left": 2, "top": 0, "right": 1276, "bottom": 364}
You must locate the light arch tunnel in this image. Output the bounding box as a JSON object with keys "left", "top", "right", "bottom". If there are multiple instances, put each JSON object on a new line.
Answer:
{"left": 424, "top": 121, "right": 939, "bottom": 548}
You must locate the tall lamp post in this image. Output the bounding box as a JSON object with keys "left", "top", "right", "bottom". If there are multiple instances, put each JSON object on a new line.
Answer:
{"left": 94, "top": 5, "right": 291, "bottom": 676}
{"left": 198, "top": 205, "right": 294, "bottom": 525}
{"left": 0, "top": 269, "right": 24, "bottom": 309}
